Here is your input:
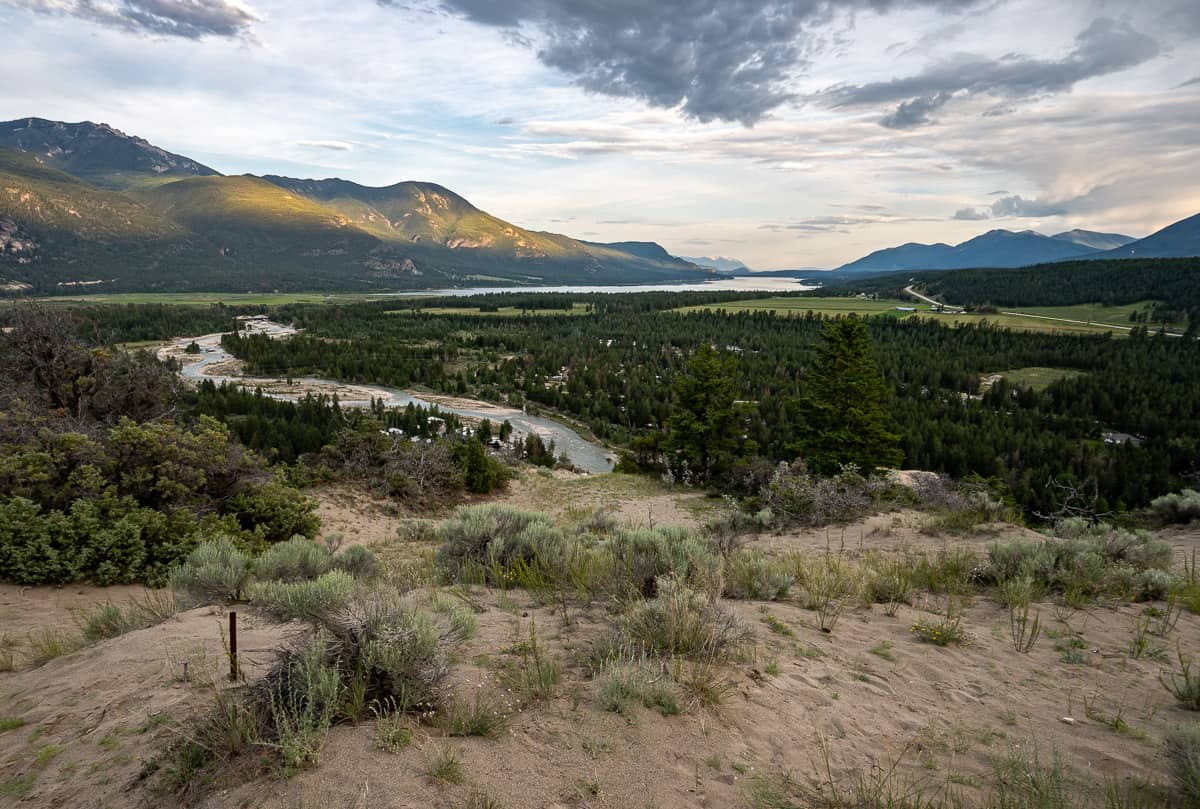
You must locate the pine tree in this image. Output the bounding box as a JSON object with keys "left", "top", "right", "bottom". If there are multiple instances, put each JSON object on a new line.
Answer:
{"left": 664, "top": 343, "right": 741, "bottom": 483}
{"left": 792, "top": 317, "right": 902, "bottom": 474}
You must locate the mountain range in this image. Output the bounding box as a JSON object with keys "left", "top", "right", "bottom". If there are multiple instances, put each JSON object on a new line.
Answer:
{"left": 833, "top": 215, "right": 1200, "bottom": 275}
{"left": 0, "top": 117, "right": 705, "bottom": 293}
{"left": 680, "top": 255, "right": 750, "bottom": 273}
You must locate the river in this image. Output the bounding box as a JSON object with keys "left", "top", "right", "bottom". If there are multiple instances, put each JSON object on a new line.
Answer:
{"left": 159, "top": 319, "right": 616, "bottom": 473}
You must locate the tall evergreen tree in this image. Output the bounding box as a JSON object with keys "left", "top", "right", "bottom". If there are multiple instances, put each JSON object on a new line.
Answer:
{"left": 664, "top": 343, "right": 741, "bottom": 483}
{"left": 792, "top": 317, "right": 902, "bottom": 474}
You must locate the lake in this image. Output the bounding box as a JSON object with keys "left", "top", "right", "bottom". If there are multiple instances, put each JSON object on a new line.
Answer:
{"left": 383, "top": 277, "right": 818, "bottom": 297}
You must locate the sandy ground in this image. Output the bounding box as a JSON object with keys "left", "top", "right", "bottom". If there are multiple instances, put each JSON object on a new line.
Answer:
{"left": 495, "top": 471, "right": 715, "bottom": 530}
{"left": 313, "top": 484, "right": 403, "bottom": 547}
{"left": 1, "top": 502, "right": 1197, "bottom": 809}
{"left": 0, "top": 607, "right": 287, "bottom": 809}
{"left": 198, "top": 583, "right": 1200, "bottom": 809}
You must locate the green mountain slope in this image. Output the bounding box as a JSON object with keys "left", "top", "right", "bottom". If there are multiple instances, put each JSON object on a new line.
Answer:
{"left": 0, "top": 117, "right": 707, "bottom": 293}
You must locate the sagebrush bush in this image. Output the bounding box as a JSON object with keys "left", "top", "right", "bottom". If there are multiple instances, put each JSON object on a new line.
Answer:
{"left": 1152, "top": 489, "right": 1200, "bottom": 525}
{"left": 984, "top": 520, "right": 1173, "bottom": 602}
{"left": 254, "top": 536, "right": 331, "bottom": 583}
{"left": 267, "top": 632, "right": 342, "bottom": 772}
{"left": 607, "top": 526, "right": 720, "bottom": 597}
{"left": 435, "top": 504, "right": 551, "bottom": 579}
{"left": 327, "top": 593, "right": 450, "bottom": 712}
{"left": 329, "top": 544, "right": 381, "bottom": 581}
{"left": 618, "top": 576, "right": 749, "bottom": 662}
{"left": 760, "top": 462, "right": 895, "bottom": 528}
{"left": 169, "top": 537, "right": 251, "bottom": 605}
{"left": 1165, "top": 724, "right": 1200, "bottom": 806}
{"left": 249, "top": 570, "right": 355, "bottom": 623}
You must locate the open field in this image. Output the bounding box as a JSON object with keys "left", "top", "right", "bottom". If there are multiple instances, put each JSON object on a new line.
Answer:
{"left": 674, "top": 296, "right": 923, "bottom": 317}
{"left": 390, "top": 303, "right": 593, "bottom": 317}
{"left": 991, "top": 366, "right": 1087, "bottom": 391}
{"left": 675, "top": 296, "right": 1135, "bottom": 335}
{"left": 926, "top": 311, "right": 1125, "bottom": 335}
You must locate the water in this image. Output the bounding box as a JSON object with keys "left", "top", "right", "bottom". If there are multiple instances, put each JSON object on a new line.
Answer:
{"left": 163, "top": 321, "right": 616, "bottom": 473}
{"left": 382, "top": 277, "right": 818, "bottom": 297}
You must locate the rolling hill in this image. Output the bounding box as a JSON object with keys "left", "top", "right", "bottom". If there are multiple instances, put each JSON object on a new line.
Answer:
{"left": 0, "top": 119, "right": 705, "bottom": 294}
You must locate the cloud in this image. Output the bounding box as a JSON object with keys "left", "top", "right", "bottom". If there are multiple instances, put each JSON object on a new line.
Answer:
{"left": 425, "top": 0, "right": 991, "bottom": 125}
{"left": 293, "top": 139, "right": 354, "bottom": 151}
{"left": 820, "top": 17, "right": 1160, "bottom": 128}
{"left": 953, "top": 207, "right": 990, "bottom": 220}
{"left": 880, "top": 91, "right": 953, "bottom": 128}
{"left": 987, "top": 189, "right": 1010, "bottom": 196}
{"left": 9, "top": 0, "right": 258, "bottom": 38}
{"left": 989, "top": 194, "right": 1066, "bottom": 217}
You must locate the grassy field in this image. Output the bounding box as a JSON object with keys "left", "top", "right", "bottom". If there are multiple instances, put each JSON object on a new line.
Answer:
{"left": 992, "top": 366, "right": 1087, "bottom": 391}
{"left": 674, "top": 296, "right": 1132, "bottom": 335}
{"left": 926, "top": 311, "right": 1124, "bottom": 335}
{"left": 674, "top": 296, "right": 926, "bottom": 317}
{"left": 390, "top": 303, "right": 592, "bottom": 317}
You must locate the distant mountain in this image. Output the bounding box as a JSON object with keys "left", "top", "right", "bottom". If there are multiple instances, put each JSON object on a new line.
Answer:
{"left": 0, "top": 118, "right": 217, "bottom": 189}
{"left": 0, "top": 118, "right": 706, "bottom": 293}
{"left": 680, "top": 255, "right": 749, "bottom": 272}
{"left": 1087, "top": 212, "right": 1200, "bottom": 260}
{"left": 837, "top": 229, "right": 1105, "bottom": 273}
{"left": 1051, "top": 229, "right": 1135, "bottom": 252}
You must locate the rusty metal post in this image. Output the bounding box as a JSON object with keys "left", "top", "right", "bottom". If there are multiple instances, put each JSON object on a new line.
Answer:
{"left": 229, "top": 611, "right": 239, "bottom": 681}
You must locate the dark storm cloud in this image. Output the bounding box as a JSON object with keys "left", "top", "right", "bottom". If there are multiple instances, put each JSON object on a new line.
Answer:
{"left": 11, "top": 0, "right": 256, "bottom": 38}
{"left": 821, "top": 17, "right": 1160, "bottom": 128}
{"left": 427, "top": 0, "right": 991, "bottom": 125}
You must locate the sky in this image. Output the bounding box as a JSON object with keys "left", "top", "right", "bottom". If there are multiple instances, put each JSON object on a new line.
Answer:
{"left": 2, "top": 0, "right": 1199, "bottom": 268}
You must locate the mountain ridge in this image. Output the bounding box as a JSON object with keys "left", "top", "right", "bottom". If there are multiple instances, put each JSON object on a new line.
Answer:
{"left": 835, "top": 227, "right": 1141, "bottom": 273}
{"left": 0, "top": 119, "right": 705, "bottom": 293}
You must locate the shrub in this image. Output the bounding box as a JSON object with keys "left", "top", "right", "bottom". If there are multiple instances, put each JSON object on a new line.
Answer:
{"left": 249, "top": 570, "right": 355, "bottom": 623}
{"left": 78, "top": 603, "right": 130, "bottom": 641}
{"left": 254, "top": 536, "right": 331, "bottom": 583}
{"left": 595, "top": 661, "right": 682, "bottom": 718}
{"left": 760, "top": 462, "right": 894, "bottom": 528}
{"left": 1165, "top": 724, "right": 1200, "bottom": 806}
{"left": 330, "top": 544, "right": 381, "bottom": 581}
{"left": 325, "top": 593, "right": 451, "bottom": 712}
{"left": 439, "top": 691, "right": 507, "bottom": 737}
{"left": 229, "top": 482, "right": 320, "bottom": 545}
{"left": 169, "top": 537, "right": 251, "bottom": 605}
{"left": 618, "top": 576, "right": 749, "bottom": 662}
{"left": 1160, "top": 648, "right": 1200, "bottom": 710}
{"left": 722, "top": 549, "right": 793, "bottom": 600}
{"left": 268, "top": 632, "right": 343, "bottom": 772}
{"left": 861, "top": 553, "right": 913, "bottom": 615}
{"left": 1137, "top": 569, "right": 1174, "bottom": 601}
{"left": 984, "top": 521, "right": 1172, "bottom": 602}
{"left": 435, "top": 505, "right": 551, "bottom": 579}
{"left": 793, "top": 552, "right": 856, "bottom": 633}
{"left": 1152, "top": 489, "right": 1200, "bottom": 525}
{"left": 607, "top": 526, "right": 720, "bottom": 597}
